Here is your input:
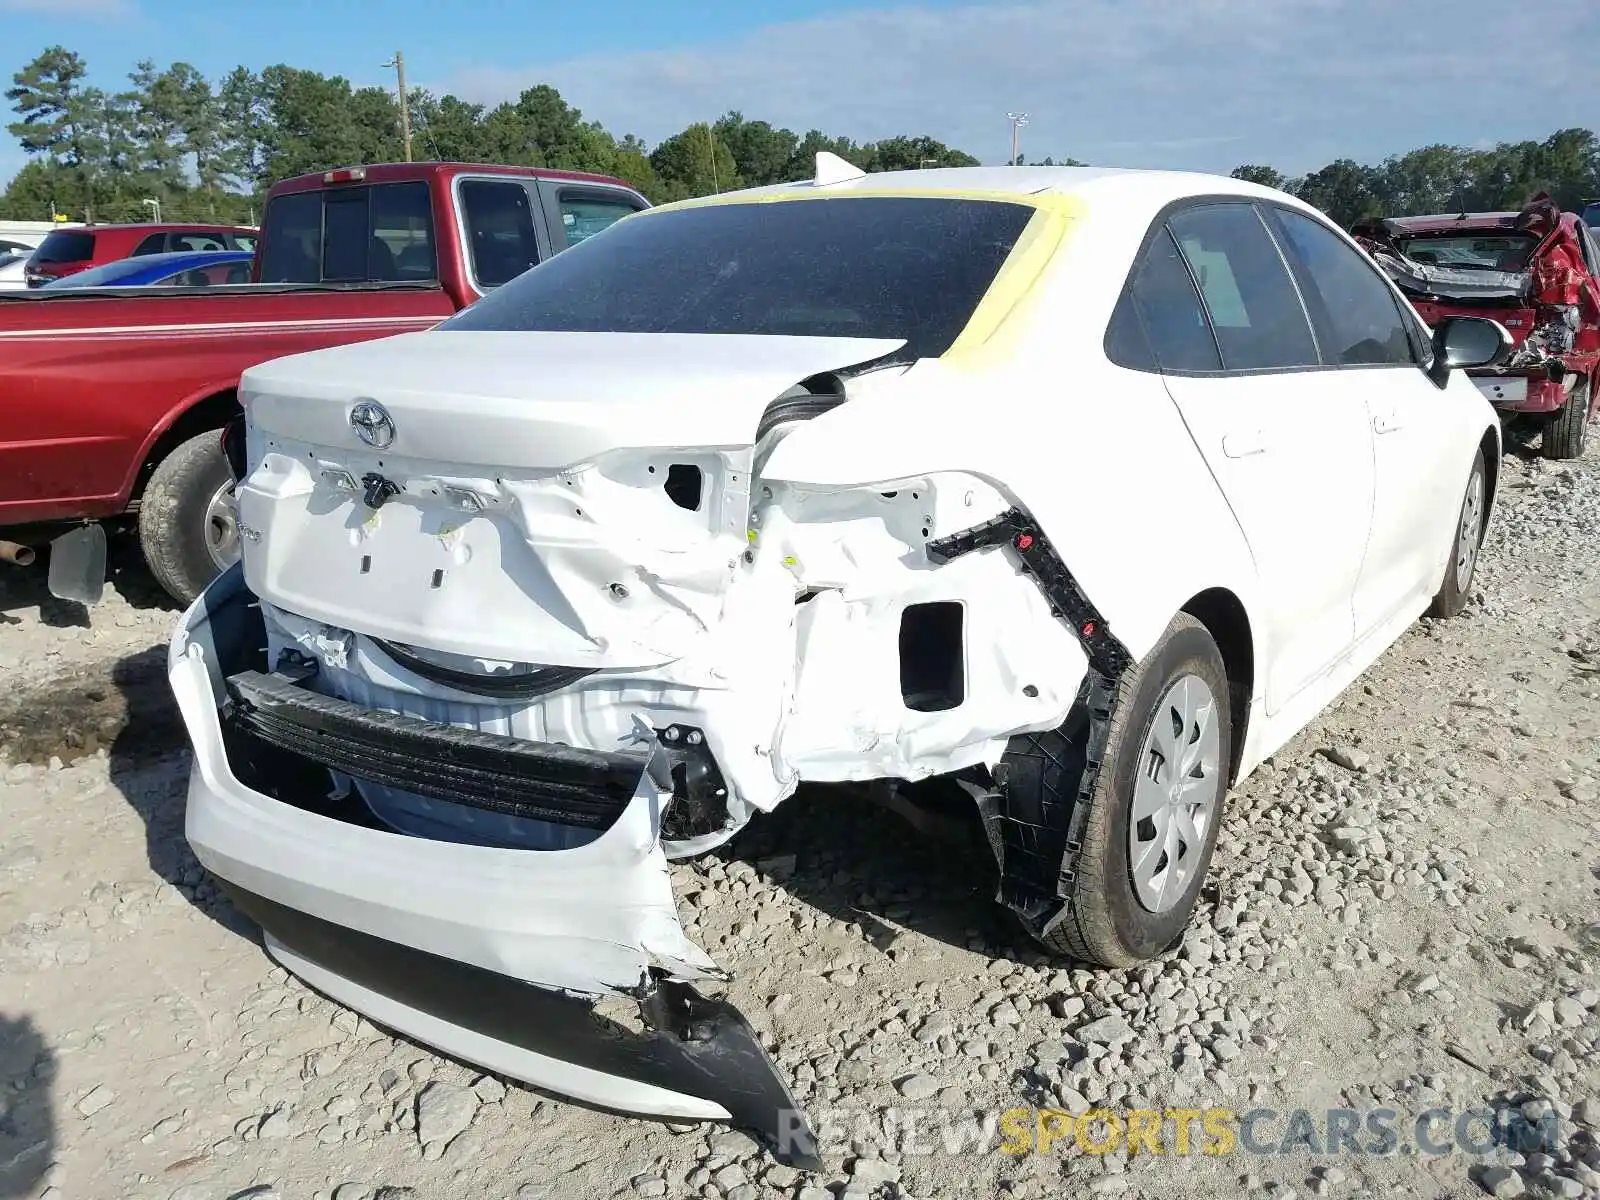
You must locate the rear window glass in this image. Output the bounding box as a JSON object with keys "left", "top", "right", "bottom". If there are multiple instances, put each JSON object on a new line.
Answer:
{"left": 1394, "top": 234, "right": 1537, "bottom": 271}
{"left": 258, "top": 182, "right": 435, "bottom": 284}
{"left": 442, "top": 196, "right": 1034, "bottom": 359}
{"left": 33, "top": 231, "right": 94, "bottom": 263}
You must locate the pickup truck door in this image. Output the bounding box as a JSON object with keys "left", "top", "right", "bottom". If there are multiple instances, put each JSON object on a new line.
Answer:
{"left": 533, "top": 180, "right": 651, "bottom": 253}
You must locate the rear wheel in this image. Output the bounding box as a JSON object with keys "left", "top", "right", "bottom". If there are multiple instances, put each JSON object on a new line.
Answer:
{"left": 1542, "top": 375, "right": 1591, "bottom": 460}
{"left": 1001, "top": 613, "right": 1232, "bottom": 967}
{"left": 138, "top": 431, "right": 239, "bottom": 606}
{"left": 1427, "top": 445, "right": 1487, "bottom": 619}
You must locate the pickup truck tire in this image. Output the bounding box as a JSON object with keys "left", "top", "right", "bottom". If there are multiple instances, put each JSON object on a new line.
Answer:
{"left": 1003, "top": 613, "right": 1232, "bottom": 968}
{"left": 138, "top": 430, "right": 239, "bottom": 606}
{"left": 1541, "top": 376, "right": 1590, "bottom": 461}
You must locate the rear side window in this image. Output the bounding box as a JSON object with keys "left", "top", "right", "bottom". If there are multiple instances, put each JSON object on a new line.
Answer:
{"left": 553, "top": 189, "right": 640, "bottom": 248}
{"left": 459, "top": 179, "right": 540, "bottom": 289}
{"left": 32, "top": 231, "right": 94, "bottom": 263}
{"left": 258, "top": 182, "right": 436, "bottom": 284}
{"left": 173, "top": 232, "right": 229, "bottom": 252}
{"left": 444, "top": 196, "right": 1034, "bottom": 361}
{"left": 132, "top": 233, "right": 168, "bottom": 256}
{"left": 1167, "top": 204, "right": 1319, "bottom": 371}
{"left": 1266, "top": 207, "right": 1417, "bottom": 367}
{"left": 1106, "top": 226, "right": 1221, "bottom": 373}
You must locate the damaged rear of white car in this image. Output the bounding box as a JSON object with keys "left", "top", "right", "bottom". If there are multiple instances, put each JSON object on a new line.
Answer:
{"left": 169, "top": 163, "right": 1502, "bottom": 1164}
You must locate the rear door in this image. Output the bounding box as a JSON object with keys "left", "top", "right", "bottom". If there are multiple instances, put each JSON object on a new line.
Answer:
{"left": 1128, "top": 200, "right": 1376, "bottom": 714}
{"left": 534, "top": 180, "right": 649, "bottom": 252}
{"left": 1263, "top": 203, "right": 1460, "bottom": 637}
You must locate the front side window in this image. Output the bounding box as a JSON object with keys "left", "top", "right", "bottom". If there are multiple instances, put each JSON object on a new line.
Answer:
{"left": 131, "top": 233, "right": 168, "bottom": 256}
{"left": 1267, "top": 207, "right": 1417, "bottom": 367}
{"left": 554, "top": 189, "right": 641, "bottom": 248}
{"left": 443, "top": 196, "right": 1036, "bottom": 362}
{"left": 1167, "top": 204, "right": 1319, "bottom": 371}
{"left": 459, "top": 179, "right": 540, "bottom": 289}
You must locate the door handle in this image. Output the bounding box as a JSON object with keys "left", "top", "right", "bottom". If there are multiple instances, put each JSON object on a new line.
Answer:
{"left": 1222, "top": 429, "right": 1268, "bottom": 458}
{"left": 1372, "top": 409, "right": 1404, "bottom": 435}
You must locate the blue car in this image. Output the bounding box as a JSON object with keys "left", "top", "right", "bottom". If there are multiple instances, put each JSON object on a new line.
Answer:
{"left": 1583, "top": 200, "right": 1600, "bottom": 232}
{"left": 40, "top": 249, "right": 255, "bottom": 290}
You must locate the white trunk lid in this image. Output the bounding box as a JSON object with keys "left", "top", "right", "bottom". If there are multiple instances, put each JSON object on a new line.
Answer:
{"left": 236, "top": 330, "right": 904, "bottom": 667}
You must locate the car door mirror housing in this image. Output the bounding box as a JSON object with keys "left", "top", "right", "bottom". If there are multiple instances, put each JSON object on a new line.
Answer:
{"left": 1429, "top": 316, "right": 1513, "bottom": 384}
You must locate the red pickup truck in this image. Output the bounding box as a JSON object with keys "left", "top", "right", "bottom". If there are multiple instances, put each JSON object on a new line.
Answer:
{"left": 0, "top": 161, "right": 649, "bottom": 604}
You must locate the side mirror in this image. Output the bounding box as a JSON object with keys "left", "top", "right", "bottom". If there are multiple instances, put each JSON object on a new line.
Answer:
{"left": 1428, "top": 316, "right": 1512, "bottom": 385}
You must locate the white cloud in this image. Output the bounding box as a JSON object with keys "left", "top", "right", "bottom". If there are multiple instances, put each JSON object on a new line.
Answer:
{"left": 443, "top": 0, "right": 1600, "bottom": 175}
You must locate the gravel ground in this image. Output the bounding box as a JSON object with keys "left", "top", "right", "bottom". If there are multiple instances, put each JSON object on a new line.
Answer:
{"left": 1, "top": 443, "right": 1597, "bottom": 1200}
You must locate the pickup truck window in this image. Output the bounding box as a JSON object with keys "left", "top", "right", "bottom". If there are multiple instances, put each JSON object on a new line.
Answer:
{"left": 554, "top": 191, "right": 639, "bottom": 248}
{"left": 259, "top": 181, "right": 436, "bottom": 285}
{"left": 459, "top": 179, "right": 540, "bottom": 289}
{"left": 441, "top": 195, "right": 1034, "bottom": 361}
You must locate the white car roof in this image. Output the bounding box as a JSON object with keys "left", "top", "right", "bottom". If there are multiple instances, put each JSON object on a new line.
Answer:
{"left": 710, "top": 164, "right": 1294, "bottom": 211}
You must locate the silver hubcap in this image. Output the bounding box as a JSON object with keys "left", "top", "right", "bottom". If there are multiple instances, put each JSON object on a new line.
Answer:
{"left": 204, "top": 483, "right": 241, "bottom": 571}
{"left": 1454, "top": 464, "right": 1484, "bottom": 591}
{"left": 1129, "top": 673, "right": 1222, "bottom": 914}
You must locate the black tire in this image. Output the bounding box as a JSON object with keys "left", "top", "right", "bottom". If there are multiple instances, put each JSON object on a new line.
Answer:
{"left": 137, "top": 430, "right": 237, "bottom": 606}
{"left": 1427, "top": 445, "right": 1488, "bottom": 619}
{"left": 1541, "top": 376, "right": 1590, "bottom": 461}
{"left": 1001, "top": 613, "right": 1232, "bottom": 967}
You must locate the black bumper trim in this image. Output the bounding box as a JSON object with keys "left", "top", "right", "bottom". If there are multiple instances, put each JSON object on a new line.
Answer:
{"left": 224, "top": 669, "right": 645, "bottom": 830}
{"left": 370, "top": 637, "right": 597, "bottom": 701}
{"left": 926, "top": 506, "right": 1134, "bottom": 935}
{"left": 221, "top": 883, "right": 823, "bottom": 1171}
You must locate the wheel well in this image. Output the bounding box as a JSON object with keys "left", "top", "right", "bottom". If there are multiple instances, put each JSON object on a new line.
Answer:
{"left": 1181, "top": 588, "right": 1253, "bottom": 784}
{"left": 131, "top": 391, "right": 240, "bottom": 504}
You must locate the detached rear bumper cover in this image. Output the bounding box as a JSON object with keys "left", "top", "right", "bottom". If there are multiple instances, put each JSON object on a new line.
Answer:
{"left": 168, "top": 566, "right": 820, "bottom": 1166}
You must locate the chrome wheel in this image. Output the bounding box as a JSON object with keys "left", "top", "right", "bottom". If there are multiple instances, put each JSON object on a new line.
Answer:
{"left": 1129, "top": 673, "right": 1222, "bottom": 914}
{"left": 1454, "top": 461, "right": 1485, "bottom": 592}
{"left": 204, "top": 483, "right": 241, "bottom": 571}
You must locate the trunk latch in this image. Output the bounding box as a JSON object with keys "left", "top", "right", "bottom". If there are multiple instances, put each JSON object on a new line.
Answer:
{"left": 360, "top": 473, "right": 401, "bottom": 510}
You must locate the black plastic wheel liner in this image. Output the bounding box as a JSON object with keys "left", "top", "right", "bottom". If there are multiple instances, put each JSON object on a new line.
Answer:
{"left": 222, "top": 884, "right": 824, "bottom": 1171}
{"left": 925, "top": 506, "right": 1135, "bottom": 938}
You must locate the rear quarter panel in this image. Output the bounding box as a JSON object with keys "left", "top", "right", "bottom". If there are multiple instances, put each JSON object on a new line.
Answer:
{"left": 0, "top": 288, "right": 453, "bottom": 526}
{"left": 762, "top": 181, "right": 1265, "bottom": 697}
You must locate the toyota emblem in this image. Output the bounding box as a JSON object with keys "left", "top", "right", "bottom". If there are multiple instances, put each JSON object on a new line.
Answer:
{"left": 349, "top": 400, "right": 396, "bottom": 449}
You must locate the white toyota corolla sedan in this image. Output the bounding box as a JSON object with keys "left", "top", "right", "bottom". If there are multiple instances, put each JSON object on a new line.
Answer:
{"left": 169, "top": 157, "right": 1507, "bottom": 1163}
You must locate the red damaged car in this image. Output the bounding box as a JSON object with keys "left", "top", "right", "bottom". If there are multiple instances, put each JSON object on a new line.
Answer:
{"left": 1354, "top": 194, "right": 1600, "bottom": 459}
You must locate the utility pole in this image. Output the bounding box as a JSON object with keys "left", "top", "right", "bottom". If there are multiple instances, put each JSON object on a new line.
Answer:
{"left": 1006, "top": 111, "right": 1029, "bottom": 166}
{"left": 384, "top": 50, "right": 412, "bottom": 162}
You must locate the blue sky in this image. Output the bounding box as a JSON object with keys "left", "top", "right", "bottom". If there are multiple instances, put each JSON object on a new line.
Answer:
{"left": 3, "top": 0, "right": 1599, "bottom": 188}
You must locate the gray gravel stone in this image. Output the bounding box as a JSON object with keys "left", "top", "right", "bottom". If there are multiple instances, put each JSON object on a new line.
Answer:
{"left": 73, "top": 1085, "right": 115, "bottom": 1117}
{"left": 1478, "top": 1166, "right": 1525, "bottom": 1197}
{"left": 415, "top": 1080, "right": 477, "bottom": 1152}
{"left": 1075, "top": 1016, "right": 1133, "bottom": 1046}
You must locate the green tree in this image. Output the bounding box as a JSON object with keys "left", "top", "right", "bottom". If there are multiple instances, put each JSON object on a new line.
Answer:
{"left": 650, "top": 122, "right": 742, "bottom": 201}
{"left": 1293, "top": 158, "right": 1384, "bottom": 226}
{"left": 1230, "top": 164, "right": 1287, "bottom": 190}
{"left": 712, "top": 111, "right": 799, "bottom": 186}
{"left": 860, "top": 134, "right": 978, "bottom": 172}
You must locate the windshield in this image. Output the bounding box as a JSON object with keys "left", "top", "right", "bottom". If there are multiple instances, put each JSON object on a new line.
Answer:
{"left": 1393, "top": 233, "right": 1537, "bottom": 271}
{"left": 441, "top": 195, "right": 1037, "bottom": 360}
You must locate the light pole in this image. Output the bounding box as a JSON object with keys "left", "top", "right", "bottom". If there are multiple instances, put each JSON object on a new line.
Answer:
{"left": 141, "top": 198, "right": 160, "bottom": 223}
{"left": 1006, "top": 111, "right": 1029, "bottom": 166}
{"left": 383, "top": 51, "right": 412, "bottom": 162}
